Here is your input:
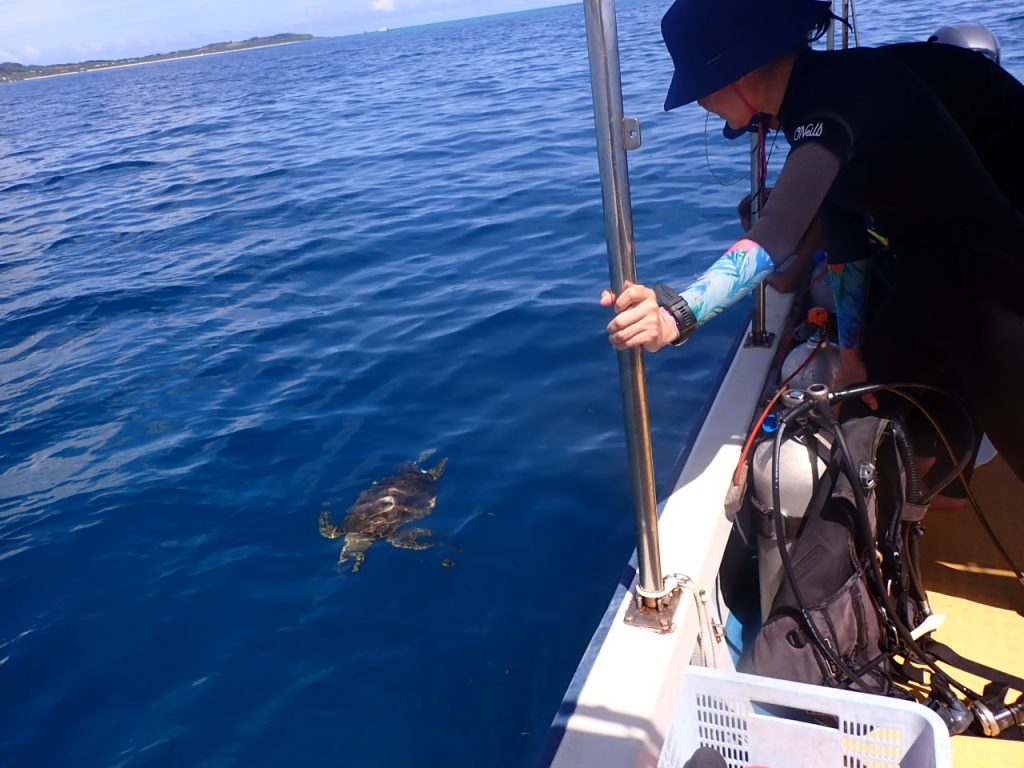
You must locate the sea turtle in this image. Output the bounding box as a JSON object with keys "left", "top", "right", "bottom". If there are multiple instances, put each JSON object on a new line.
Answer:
{"left": 319, "top": 457, "right": 448, "bottom": 572}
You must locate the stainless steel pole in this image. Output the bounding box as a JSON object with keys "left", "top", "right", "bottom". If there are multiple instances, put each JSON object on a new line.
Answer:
{"left": 582, "top": 0, "right": 664, "bottom": 604}
{"left": 827, "top": 0, "right": 836, "bottom": 51}
{"left": 748, "top": 129, "right": 770, "bottom": 347}
{"left": 841, "top": 0, "right": 850, "bottom": 49}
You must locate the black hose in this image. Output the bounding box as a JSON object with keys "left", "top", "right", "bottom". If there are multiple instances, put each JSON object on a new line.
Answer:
{"left": 829, "top": 382, "right": 1024, "bottom": 588}
{"left": 882, "top": 419, "right": 919, "bottom": 625}
{"left": 772, "top": 410, "right": 875, "bottom": 689}
{"left": 891, "top": 419, "right": 923, "bottom": 504}
{"left": 880, "top": 388, "right": 972, "bottom": 505}
{"left": 905, "top": 523, "right": 930, "bottom": 611}
{"left": 812, "top": 402, "right": 879, "bottom": 564}
{"left": 811, "top": 399, "right": 982, "bottom": 702}
{"left": 883, "top": 419, "right": 918, "bottom": 550}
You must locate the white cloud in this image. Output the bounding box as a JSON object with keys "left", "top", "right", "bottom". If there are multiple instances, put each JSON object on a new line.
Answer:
{"left": 371, "top": 0, "right": 395, "bottom": 11}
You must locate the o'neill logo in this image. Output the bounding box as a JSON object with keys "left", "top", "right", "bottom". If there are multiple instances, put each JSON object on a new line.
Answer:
{"left": 793, "top": 122, "right": 824, "bottom": 140}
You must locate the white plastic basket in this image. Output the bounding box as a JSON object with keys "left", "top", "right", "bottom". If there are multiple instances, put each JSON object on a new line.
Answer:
{"left": 659, "top": 666, "right": 952, "bottom": 768}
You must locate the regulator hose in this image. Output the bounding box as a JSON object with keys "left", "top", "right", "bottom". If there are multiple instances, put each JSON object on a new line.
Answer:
{"left": 884, "top": 419, "right": 922, "bottom": 623}
{"left": 772, "top": 403, "right": 877, "bottom": 690}
{"left": 891, "top": 418, "right": 923, "bottom": 503}
{"left": 827, "top": 382, "right": 1024, "bottom": 589}
{"left": 874, "top": 386, "right": 972, "bottom": 505}
{"left": 811, "top": 399, "right": 982, "bottom": 702}
{"left": 905, "top": 523, "right": 930, "bottom": 609}
{"left": 886, "top": 418, "right": 920, "bottom": 549}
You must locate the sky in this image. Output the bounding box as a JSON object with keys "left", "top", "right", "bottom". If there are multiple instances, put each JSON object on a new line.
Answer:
{"left": 0, "top": 0, "right": 569, "bottom": 65}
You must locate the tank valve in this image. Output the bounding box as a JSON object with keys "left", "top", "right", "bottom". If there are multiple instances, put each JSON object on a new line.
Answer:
{"left": 806, "top": 383, "right": 830, "bottom": 402}
{"left": 807, "top": 306, "right": 829, "bottom": 327}
{"left": 781, "top": 389, "right": 807, "bottom": 408}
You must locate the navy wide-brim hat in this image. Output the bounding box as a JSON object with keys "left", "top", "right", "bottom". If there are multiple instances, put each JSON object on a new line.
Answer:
{"left": 661, "top": 0, "right": 831, "bottom": 111}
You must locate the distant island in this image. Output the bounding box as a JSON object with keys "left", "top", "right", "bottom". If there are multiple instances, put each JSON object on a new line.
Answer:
{"left": 0, "top": 33, "right": 315, "bottom": 83}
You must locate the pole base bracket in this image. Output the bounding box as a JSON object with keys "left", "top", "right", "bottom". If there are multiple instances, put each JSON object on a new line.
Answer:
{"left": 624, "top": 576, "right": 684, "bottom": 634}
{"left": 744, "top": 330, "right": 776, "bottom": 348}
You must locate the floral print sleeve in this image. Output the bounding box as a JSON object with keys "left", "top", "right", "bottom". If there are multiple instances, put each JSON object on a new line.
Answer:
{"left": 680, "top": 238, "right": 776, "bottom": 325}
{"left": 828, "top": 258, "right": 869, "bottom": 349}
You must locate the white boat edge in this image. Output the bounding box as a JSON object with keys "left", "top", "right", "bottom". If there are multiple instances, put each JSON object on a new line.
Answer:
{"left": 539, "top": 278, "right": 958, "bottom": 767}
{"left": 538, "top": 286, "right": 796, "bottom": 767}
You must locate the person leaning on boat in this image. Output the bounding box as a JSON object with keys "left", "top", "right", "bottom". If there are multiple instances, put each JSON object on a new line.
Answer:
{"left": 600, "top": 0, "right": 1024, "bottom": 485}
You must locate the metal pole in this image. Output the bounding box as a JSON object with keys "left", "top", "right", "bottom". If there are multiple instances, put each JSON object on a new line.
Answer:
{"left": 582, "top": 0, "right": 664, "bottom": 604}
{"left": 747, "top": 129, "right": 770, "bottom": 347}
{"left": 827, "top": 0, "right": 836, "bottom": 51}
{"left": 842, "top": 0, "right": 850, "bottom": 49}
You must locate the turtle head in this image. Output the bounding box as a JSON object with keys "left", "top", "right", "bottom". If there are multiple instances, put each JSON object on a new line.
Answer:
{"left": 319, "top": 502, "right": 344, "bottom": 539}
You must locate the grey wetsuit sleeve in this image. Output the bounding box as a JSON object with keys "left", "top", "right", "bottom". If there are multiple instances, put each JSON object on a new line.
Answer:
{"left": 747, "top": 141, "right": 841, "bottom": 264}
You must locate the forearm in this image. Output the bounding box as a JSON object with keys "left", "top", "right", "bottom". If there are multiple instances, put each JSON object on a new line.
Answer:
{"left": 680, "top": 238, "right": 776, "bottom": 324}
{"left": 828, "top": 258, "right": 869, "bottom": 349}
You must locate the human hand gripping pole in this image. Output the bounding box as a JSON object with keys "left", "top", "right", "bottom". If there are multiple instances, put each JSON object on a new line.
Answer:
{"left": 600, "top": 237, "right": 776, "bottom": 352}
{"left": 600, "top": 281, "right": 683, "bottom": 352}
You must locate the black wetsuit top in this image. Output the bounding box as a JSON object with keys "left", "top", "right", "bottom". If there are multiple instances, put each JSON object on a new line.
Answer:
{"left": 744, "top": 44, "right": 1024, "bottom": 483}
{"left": 881, "top": 42, "right": 1024, "bottom": 215}
{"left": 748, "top": 44, "right": 1024, "bottom": 307}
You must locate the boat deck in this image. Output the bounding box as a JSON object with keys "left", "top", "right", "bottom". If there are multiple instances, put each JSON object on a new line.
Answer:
{"left": 921, "top": 455, "right": 1024, "bottom": 765}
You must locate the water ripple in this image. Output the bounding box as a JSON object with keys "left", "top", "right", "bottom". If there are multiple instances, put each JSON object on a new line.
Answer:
{"left": 0, "top": 1, "right": 1019, "bottom": 766}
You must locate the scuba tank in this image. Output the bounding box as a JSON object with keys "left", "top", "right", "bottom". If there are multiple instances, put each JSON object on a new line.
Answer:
{"left": 780, "top": 307, "right": 838, "bottom": 390}
{"left": 750, "top": 390, "right": 831, "bottom": 621}
{"left": 745, "top": 380, "right": 1024, "bottom": 734}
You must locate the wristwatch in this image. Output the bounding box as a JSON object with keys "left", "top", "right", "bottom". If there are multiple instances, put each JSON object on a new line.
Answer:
{"left": 653, "top": 283, "right": 697, "bottom": 346}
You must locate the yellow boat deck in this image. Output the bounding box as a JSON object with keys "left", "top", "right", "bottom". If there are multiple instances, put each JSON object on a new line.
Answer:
{"left": 921, "top": 456, "right": 1024, "bottom": 766}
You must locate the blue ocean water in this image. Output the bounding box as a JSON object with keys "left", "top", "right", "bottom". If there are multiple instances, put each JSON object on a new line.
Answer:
{"left": 1, "top": 1, "right": 1021, "bottom": 766}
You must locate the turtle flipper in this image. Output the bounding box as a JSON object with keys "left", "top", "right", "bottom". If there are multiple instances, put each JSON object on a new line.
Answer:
{"left": 339, "top": 534, "right": 374, "bottom": 573}
{"left": 426, "top": 457, "right": 448, "bottom": 481}
{"left": 391, "top": 527, "right": 439, "bottom": 551}
{"left": 319, "top": 502, "right": 343, "bottom": 539}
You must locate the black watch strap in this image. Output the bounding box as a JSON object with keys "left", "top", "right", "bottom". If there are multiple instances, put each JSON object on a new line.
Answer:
{"left": 653, "top": 283, "right": 697, "bottom": 346}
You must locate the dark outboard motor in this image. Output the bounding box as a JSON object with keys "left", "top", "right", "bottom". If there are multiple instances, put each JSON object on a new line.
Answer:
{"left": 928, "top": 22, "right": 1001, "bottom": 65}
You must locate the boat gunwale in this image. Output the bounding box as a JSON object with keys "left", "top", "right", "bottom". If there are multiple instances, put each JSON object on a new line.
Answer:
{"left": 541, "top": 287, "right": 796, "bottom": 767}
